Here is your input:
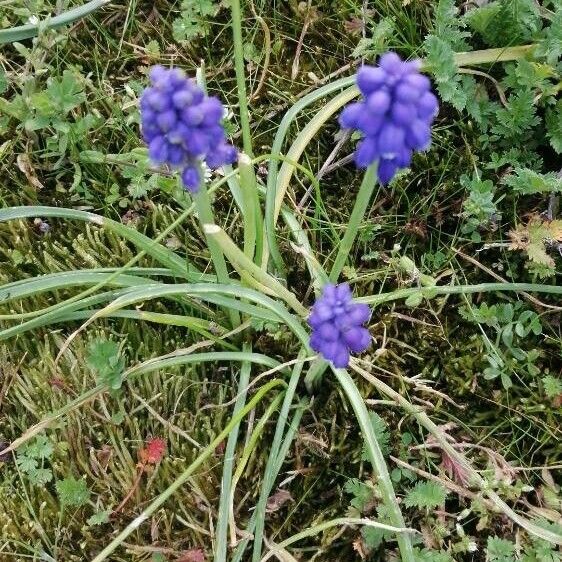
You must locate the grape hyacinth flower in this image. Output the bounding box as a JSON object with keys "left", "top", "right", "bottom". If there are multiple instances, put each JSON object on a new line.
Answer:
{"left": 308, "top": 283, "right": 371, "bottom": 368}
{"left": 140, "top": 66, "right": 237, "bottom": 193}
{"left": 339, "top": 52, "right": 439, "bottom": 185}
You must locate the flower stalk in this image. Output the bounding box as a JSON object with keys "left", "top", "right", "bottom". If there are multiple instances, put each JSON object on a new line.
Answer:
{"left": 329, "top": 164, "right": 379, "bottom": 282}
{"left": 231, "top": 0, "right": 253, "bottom": 157}
{"left": 193, "top": 188, "right": 241, "bottom": 328}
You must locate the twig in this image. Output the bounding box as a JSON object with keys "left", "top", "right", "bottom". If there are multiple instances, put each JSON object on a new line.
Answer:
{"left": 292, "top": 0, "right": 314, "bottom": 80}
{"left": 113, "top": 461, "right": 147, "bottom": 515}
{"left": 458, "top": 68, "right": 508, "bottom": 107}
{"left": 390, "top": 455, "right": 496, "bottom": 510}
{"left": 249, "top": 0, "right": 271, "bottom": 101}
{"left": 298, "top": 131, "right": 351, "bottom": 209}
{"left": 130, "top": 390, "right": 202, "bottom": 448}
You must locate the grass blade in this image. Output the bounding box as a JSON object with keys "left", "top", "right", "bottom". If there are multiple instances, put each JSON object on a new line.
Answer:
{"left": 0, "top": 0, "right": 110, "bottom": 43}
{"left": 215, "top": 344, "right": 253, "bottom": 562}
{"left": 90, "top": 379, "right": 286, "bottom": 562}
{"left": 332, "top": 366, "right": 415, "bottom": 562}
{"left": 0, "top": 352, "right": 288, "bottom": 459}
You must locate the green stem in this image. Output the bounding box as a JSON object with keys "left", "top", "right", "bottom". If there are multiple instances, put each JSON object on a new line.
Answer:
{"left": 214, "top": 347, "right": 252, "bottom": 562}
{"left": 0, "top": 0, "right": 109, "bottom": 43}
{"left": 90, "top": 379, "right": 286, "bottom": 562}
{"left": 260, "top": 518, "right": 415, "bottom": 562}
{"left": 193, "top": 187, "right": 241, "bottom": 328}
{"left": 357, "top": 282, "right": 562, "bottom": 306}
{"left": 238, "top": 153, "right": 264, "bottom": 264}
{"left": 332, "top": 367, "right": 415, "bottom": 562}
{"left": 231, "top": 0, "right": 253, "bottom": 157}
{"left": 329, "top": 164, "right": 378, "bottom": 282}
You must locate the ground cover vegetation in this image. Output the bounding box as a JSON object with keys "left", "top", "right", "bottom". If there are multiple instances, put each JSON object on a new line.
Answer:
{"left": 0, "top": 0, "right": 561, "bottom": 561}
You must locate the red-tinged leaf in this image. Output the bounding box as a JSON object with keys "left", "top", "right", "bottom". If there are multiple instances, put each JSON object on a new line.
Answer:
{"left": 441, "top": 450, "right": 470, "bottom": 487}
{"left": 139, "top": 438, "right": 166, "bottom": 464}
{"left": 176, "top": 549, "right": 205, "bottom": 562}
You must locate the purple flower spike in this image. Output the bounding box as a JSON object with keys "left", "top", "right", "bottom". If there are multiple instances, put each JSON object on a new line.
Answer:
{"left": 140, "top": 66, "right": 237, "bottom": 193}
{"left": 340, "top": 52, "right": 438, "bottom": 184}
{"left": 308, "top": 283, "right": 372, "bottom": 368}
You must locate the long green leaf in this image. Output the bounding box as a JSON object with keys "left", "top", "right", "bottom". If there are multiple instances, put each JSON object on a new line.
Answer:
{"left": 250, "top": 352, "right": 307, "bottom": 562}
{"left": 332, "top": 366, "right": 415, "bottom": 562}
{"left": 263, "top": 76, "right": 355, "bottom": 273}
{"left": 77, "top": 283, "right": 310, "bottom": 346}
{"left": 0, "top": 285, "right": 284, "bottom": 340}
{"left": 0, "top": 270, "right": 167, "bottom": 305}
{"left": 215, "top": 344, "right": 253, "bottom": 562}
{"left": 358, "top": 282, "right": 562, "bottom": 306}
{"left": 56, "top": 309, "right": 233, "bottom": 346}
{"left": 0, "top": 290, "right": 127, "bottom": 340}
{"left": 0, "top": 0, "right": 109, "bottom": 43}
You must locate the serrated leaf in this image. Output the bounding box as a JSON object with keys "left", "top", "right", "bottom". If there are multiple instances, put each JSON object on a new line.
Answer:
{"left": 56, "top": 476, "right": 91, "bottom": 507}
{"left": 487, "top": 536, "right": 516, "bottom": 562}
{"left": 503, "top": 168, "right": 562, "bottom": 195}
{"left": 543, "top": 375, "right": 562, "bottom": 399}
{"left": 361, "top": 412, "right": 390, "bottom": 460}
{"left": 173, "top": 0, "right": 224, "bottom": 42}
{"left": 459, "top": 302, "right": 500, "bottom": 327}
{"left": 546, "top": 101, "right": 562, "bottom": 154}
{"left": 491, "top": 90, "right": 540, "bottom": 139}
{"left": 433, "top": 0, "right": 470, "bottom": 48}
{"left": 404, "top": 481, "right": 447, "bottom": 509}
{"left": 17, "top": 455, "right": 38, "bottom": 473}
{"left": 128, "top": 173, "right": 159, "bottom": 198}
{"left": 536, "top": 8, "right": 562, "bottom": 66}
{"left": 31, "top": 70, "right": 85, "bottom": 118}
{"left": 22, "top": 435, "right": 54, "bottom": 460}
{"left": 352, "top": 18, "right": 394, "bottom": 59}
{"left": 28, "top": 467, "right": 53, "bottom": 486}
{"left": 465, "top": 0, "right": 541, "bottom": 47}
{"left": 413, "top": 548, "right": 454, "bottom": 562}
{"left": 508, "top": 216, "right": 562, "bottom": 275}
{"left": 461, "top": 174, "right": 499, "bottom": 232}
{"left": 424, "top": 35, "right": 467, "bottom": 111}
{"left": 344, "top": 478, "right": 374, "bottom": 512}
{"left": 86, "top": 339, "right": 125, "bottom": 390}
{"left": 86, "top": 509, "right": 111, "bottom": 526}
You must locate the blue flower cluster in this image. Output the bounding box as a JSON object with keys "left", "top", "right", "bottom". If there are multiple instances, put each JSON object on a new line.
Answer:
{"left": 140, "top": 66, "right": 237, "bottom": 193}
{"left": 308, "top": 283, "right": 371, "bottom": 368}
{"left": 339, "top": 52, "right": 439, "bottom": 185}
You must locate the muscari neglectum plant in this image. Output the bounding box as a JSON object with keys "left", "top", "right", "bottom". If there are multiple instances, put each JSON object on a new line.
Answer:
{"left": 1, "top": 2, "right": 562, "bottom": 562}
